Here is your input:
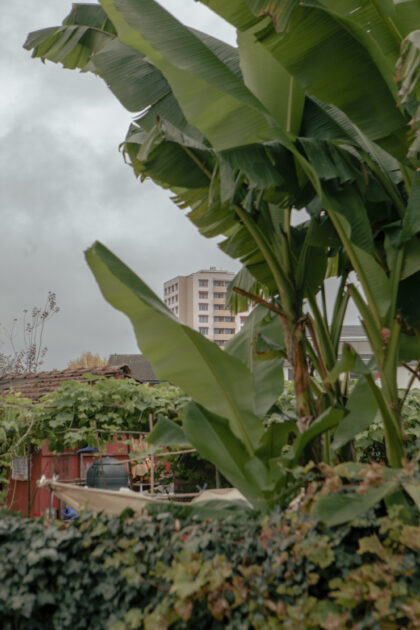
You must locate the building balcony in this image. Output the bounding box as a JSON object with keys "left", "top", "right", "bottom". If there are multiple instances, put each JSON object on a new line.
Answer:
{"left": 214, "top": 333, "right": 235, "bottom": 341}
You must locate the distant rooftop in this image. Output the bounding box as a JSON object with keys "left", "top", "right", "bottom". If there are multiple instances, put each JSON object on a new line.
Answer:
{"left": 340, "top": 325, "right": 365, "bottom": 338}
{"left": 164, "top": 268, "right": 234, "bottom": 284}
{"left": 108, "top": 354, "right": 159, "bottom": 383}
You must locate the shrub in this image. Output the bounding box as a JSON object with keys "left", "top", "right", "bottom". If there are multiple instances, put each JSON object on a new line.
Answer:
{"left": 0, "top": 500, "right": 419, "bottom": 629}
{"left": 355, "top": 389, "right": 420, "bottom": 463}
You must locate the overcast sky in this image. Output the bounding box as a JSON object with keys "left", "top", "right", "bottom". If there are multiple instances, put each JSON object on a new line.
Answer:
{"left": 1, "top": 1, "right": 240, "bottom": 370}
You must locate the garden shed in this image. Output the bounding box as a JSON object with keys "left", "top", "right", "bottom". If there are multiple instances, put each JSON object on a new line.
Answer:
{"left": 1, "top": 364, "right": 139, "bottom": 517}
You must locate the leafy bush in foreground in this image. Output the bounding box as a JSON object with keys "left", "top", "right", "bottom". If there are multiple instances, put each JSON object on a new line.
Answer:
{"left": 1, "top": 500, "right": 419, "bottom": 630}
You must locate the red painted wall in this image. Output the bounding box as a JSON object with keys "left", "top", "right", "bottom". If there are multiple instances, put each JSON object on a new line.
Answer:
{"left": 6, "top": 438, "right": 128, "bottom": 518}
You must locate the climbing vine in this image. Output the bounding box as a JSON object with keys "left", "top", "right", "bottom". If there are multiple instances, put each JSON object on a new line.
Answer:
{"left": 0, "top": 377, "right": 190, "bottom": 500}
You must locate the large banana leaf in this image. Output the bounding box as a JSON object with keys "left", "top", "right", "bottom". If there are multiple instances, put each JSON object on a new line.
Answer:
{"left": 237, "top": 25, "right": 305, "bottom": 134}
{"left": 24, "top": 4, "right": 113, "bottom": 64}
{"left": 85, "top": 242, "right": 264, "bottom": 454}
{"left": 399, "top": 171, "right": 420, "bottom": 243}
{"left": 321, "top": 187, "right": 393, "bottom": 324}
{"left": 283, "top": 407, "right": 344, "bottom": 466}
{"left": 224, "top": 305, "right": 268, "bottom": 369}
{"left": 23, "top": 4, "right": 116, "bottom": 68}
{"left": 98, "top": 0, "right": 284, "bottom": 150}
{"left": 183, "top": 402, "right": 274, "bottom": 509}
{"left": 123, "top": 121, "right": 212, "bottom": 188}
{"left": 396, "top": 29, "right": 420, "bottom": 163}
{"left": 24, "top": 4, "right": 196, "bottom": 136}
{"left": 225, "top": 306, "right": 286, "bottom": 417}
{"left": 331, "top": 379, "right": 379, "bottom": 450}
{"left": 200, "top": 0, "right": 410, "bottom": 157}
{"left": 147, "top": 416, "right": 192, "bottom": 448}
{"left": 313, "top": 480, "right": 398, "bottom": 526}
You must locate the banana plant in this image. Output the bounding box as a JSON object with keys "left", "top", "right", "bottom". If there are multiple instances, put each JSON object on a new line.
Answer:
{"left": 25, "top": 1, "right": 420, "bottom": 517}
{"left": 85, "top": 241, "right": 345, "bottom": 510}
{"left": 24, "top": 2, "right": 349, "bottom": 430}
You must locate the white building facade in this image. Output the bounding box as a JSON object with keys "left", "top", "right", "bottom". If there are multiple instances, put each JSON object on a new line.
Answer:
{"left": 163, "top": 268, "right": 249, "bottom": 347}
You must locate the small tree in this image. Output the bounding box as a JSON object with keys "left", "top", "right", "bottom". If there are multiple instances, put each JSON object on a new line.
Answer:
{"left": 67, "top": 352, "right": 108, "bottom": 370}
{"left": 0, "top": 292, "right": 60, "bottom": 375}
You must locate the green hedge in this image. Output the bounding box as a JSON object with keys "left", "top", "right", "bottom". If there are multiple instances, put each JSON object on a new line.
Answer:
{"left": 1, "top": 503, "right": 419, "bottom": 630}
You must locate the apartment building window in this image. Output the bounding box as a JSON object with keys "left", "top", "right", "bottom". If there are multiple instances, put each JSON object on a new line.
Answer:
{"left": 199, "top": 327, "right": 209, "bottom": 335}
{"left": 224, "top": 281, "right": 231, "bottom": 286}
{"left": 199, "top": 315, "right": 208, "bottom": 322}
{"left": 214, "top": 304, "right": 225, "bottom": 310}
{"left": 198, "top": 279, "right": 208, "bottom": 287}
{"left": 224, "top": 316, "right": 234, "bottom": 322}
{"left": 213, "top": 280, "right": 224, "bottom": 286}
{"left": 214, "top": 328, "right": 235, "bottom": 335}
{"left": 198, "top": 291, "right": 208, "bottom": 299}
{"left": 198, "top": 303, "right": 208, "bottom": 311}
{"left": 213, "top": 292, "right": 225, "bottom": 299}
{"left": 214, "top": 316, "right": 223, "bottom": 322}
{"left": 214, "top": 340, "right": 224, "bottom": 347}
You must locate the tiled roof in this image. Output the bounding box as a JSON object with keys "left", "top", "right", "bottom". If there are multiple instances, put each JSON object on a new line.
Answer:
{"left": 0, "top": 364, "right": 134, "bottom": 400}
{"left": 108, "top": 354, "right": 159, "bottom": 382}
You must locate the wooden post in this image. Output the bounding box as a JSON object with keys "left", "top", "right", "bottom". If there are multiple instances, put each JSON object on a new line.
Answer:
{"left": 26, "top": 444, "right": 31, "bottom": 518}
{"left": 215, "top": 467, "right": 221, "bottom": 489}
{"left": 48, "top": 485, "right": 54, "bottom": 521}
{"left": 127, "top": 436, "right": 133, "bottom": 490}
{"left": 148, "top": 413, "right": 154, "bottom": 494}
{"left": 93, "top": 420, "right": 106, "bottom": 489}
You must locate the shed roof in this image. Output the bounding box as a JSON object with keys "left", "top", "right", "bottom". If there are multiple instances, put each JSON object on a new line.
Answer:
{"left": 0, "top": 364, "right": 134, "bottom": 400}
{"left": 108, "top": 354, "right": 159, "bottom": 383}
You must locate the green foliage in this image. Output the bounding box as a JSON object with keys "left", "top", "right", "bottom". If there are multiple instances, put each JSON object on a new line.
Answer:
{"left": 0, "top": 378, "right": 189, "bottom": 500}
{"left": 0, "top": 485, "right": 419, "bottom": 629}
{"left": 0, "top": 377, "right": 188, "bottom": 446}
{"left": 356, "top": 389, "right": 420, "bottom": 463}
{"left": 0, "top": 394, "right": 35, "bottom": 500}
{"left": 169, "top": 452, "right": 221, "bottom": 492}
{"left": 39, "top": 377, "right": 189, "bottom": 451}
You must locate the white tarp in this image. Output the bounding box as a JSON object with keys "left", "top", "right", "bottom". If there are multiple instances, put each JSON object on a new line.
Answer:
{"left": 191, "top": 487, "right": 250, "bottom": 505}
{"left": 38, "top": 478, "right": 178, "bottom": 516}
{"left": 37, "top": 477, "right": 249, "bottom": 516}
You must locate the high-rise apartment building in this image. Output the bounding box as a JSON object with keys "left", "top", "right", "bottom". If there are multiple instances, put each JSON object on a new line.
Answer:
{"left": 163, "top": 268, "right": 249, "bottom": 347}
